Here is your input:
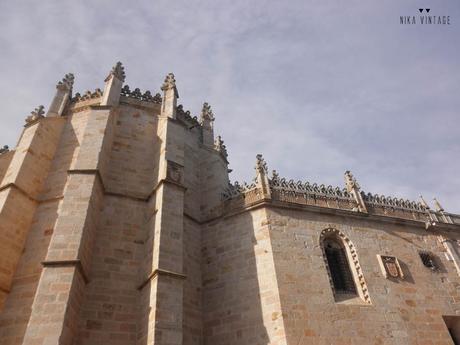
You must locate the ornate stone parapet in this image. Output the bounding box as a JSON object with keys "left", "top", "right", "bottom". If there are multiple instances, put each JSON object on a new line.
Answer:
{"left": 120, "top": 85, "right": 162, "bottom": 103}
{"left": 25, "top": 105, "right": 45, "bottom": 126}
{"left": 449, "top": 213, "right": 460, "bottom": 225}
{"left": 0, "top": 145, "right": 9, "bottom": 155}
{"left": 361, "top": 192, "right": 426, "bottom": 212}
{"left": 362, "top": 192, "right": 429, "bottom": 222}
{"left": 176, "top": 104, "right": 200, "bottom": 128}
{"left": 270, "top": 172, "right": 355, "bottom": 211}
{"left": 433, "top": 197, "right": 453, "bottom": 223}
{"left": 214, "top": 136, "right": 228, "bottom": 160}
{"left": 221, "top": 159, "right": 458, "bottom": 225}
{"left": 222, "top": 181, "right": 263, "bottom": 211}
{"left": 71, "top": 89, "right": 103, "bottom": 102}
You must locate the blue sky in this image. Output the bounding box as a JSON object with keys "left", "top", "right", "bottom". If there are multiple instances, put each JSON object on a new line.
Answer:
{"left": 0, "top": 0, "right": 459, "bottom": 212}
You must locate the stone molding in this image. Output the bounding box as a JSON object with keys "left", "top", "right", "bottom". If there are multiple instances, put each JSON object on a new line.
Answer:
{"left": 320, "top": 228, "right": 371, "bottom": 304}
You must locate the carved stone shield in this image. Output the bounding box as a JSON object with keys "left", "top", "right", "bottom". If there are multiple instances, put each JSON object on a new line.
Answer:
{"left": 378, "top": 255, "right": 403, "bottom": 279}
{"left": 385, "top": 262, "right": 399, "bottom": 278}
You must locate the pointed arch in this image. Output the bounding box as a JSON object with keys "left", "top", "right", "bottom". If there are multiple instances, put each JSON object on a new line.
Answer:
{"left": 320, "top": 228, "right": 371, "bottom": 304}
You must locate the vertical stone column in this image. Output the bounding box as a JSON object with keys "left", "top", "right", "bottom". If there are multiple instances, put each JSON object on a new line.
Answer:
{"left": 0, "top": 107, "right": 65, "bottom": 310}
{"left": 344, "top": 170, "right": 367, "bottom": 213}
{"left": 140, "top": 74, "right": 186, "bottom": 344}
{"left": 46, "top": 73, "right": 74, "bottom": 117}
{"left": 21, "top": 106, "right": 114, "bottom": 345}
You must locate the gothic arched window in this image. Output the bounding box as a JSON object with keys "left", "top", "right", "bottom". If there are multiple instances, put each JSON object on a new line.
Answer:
{"left": 320, "top": 228, "right": 371, "bottom": 304}
{"left": 323, "top": 237, "right": 357, "bottom": 295}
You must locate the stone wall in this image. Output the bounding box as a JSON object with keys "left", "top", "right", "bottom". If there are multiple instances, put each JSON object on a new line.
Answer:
{"left": 202, "top": 208, "right": 287, "bottom": 345}
{"left": 0, "top": 150, "right": 14, "bottom": 182}
{"left": 266, "top": 206, "right": 460, "bottom": 345}
{"left": 76, "top": 196, "right": 146, "bottom": 345}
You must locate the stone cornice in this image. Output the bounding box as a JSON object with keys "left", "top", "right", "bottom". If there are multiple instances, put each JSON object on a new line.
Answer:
{"left": 215, "top": 197, "right": 460, "bottom": 233}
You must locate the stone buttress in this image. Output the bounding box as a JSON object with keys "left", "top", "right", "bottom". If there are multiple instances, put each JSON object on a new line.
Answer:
{"left": 0, "top": 64, "right": 230, "bottom": 345}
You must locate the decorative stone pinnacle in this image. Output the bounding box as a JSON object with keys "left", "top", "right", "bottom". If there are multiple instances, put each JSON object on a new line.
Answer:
{"left": 419, "top": 195, "right": 430, "bottom": 209}
{"left": 271, "top": 170, "right": 279, "bottom": 182}
{"left": 0, "top": 145, "right": 9, "bottom": 154}
{"left": 344, "top": 170, "right": 360, "bottom": 191}
{"left": 344, "top": 170, "right": 367, "bottom": 213}
{"left": 255, "top": 154, "right": 268, "bottom": 174}
{"left": 254, "top": 154, "right": 271, "bottom": 198}
{"left": 25, "top": 105, "right": 45, "bottom": 124}
{"left": 161, "top": 73, "right": 179, "bottom": 97}
{"left": 56, "top": 73, "right": 75, "bottom": 91}
{"left": 201, "top": 102, "right": 215, "bottom": 123}
{"left": 214, "top": 135, "right": 228, "bottom": 159}
{"left": 105, "top": 61, "right": 125, "bottom": 82}
{"left": 433, "top": 197, "right": 444, "bottom": 212}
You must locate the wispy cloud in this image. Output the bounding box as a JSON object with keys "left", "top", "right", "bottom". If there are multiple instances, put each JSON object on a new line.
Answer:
{"left": 0, "top": 0, "right": 459, "bottom": 211}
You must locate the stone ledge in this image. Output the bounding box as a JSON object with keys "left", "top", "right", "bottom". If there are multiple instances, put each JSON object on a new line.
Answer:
{"left": 137, "top": 268, "right": 187, "bottom": 290}
{"left": 41, "top": 259, "right": 89, "bottom": 284}
{"left": 0, "top": 183, "right": 38, "bottom": 202}
{"left": 211, "top": 198, "right": 460, "bottom": 233}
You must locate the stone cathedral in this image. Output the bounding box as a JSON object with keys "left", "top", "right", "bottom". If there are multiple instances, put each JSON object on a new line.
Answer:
{"left": 0, "top": 62, "right": 460, "bottom": 345}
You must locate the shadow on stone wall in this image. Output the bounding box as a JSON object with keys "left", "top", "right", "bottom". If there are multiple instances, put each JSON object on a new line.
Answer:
{"left": 0, "top": 124, "right": 79, "bottom": 345}
{"left": 201, "top": 210, "right": 270, "bottom": 345}
{"left": 75, "top": 196, "right": 146, "bottom": 345}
